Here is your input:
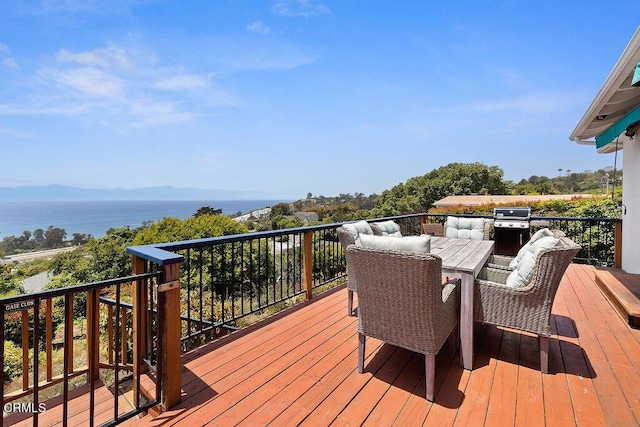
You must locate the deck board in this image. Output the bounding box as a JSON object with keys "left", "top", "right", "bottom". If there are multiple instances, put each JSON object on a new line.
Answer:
{"left": 111, "top": 264, "right": 639, "bottom": 426}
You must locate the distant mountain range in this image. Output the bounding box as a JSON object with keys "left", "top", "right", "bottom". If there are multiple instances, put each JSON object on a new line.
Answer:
{"left": 0, "top": 185, "right": 274, "bottom": 202}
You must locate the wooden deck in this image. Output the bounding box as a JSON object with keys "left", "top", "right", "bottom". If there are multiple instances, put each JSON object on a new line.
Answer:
{"left": 118, "top": 263, "right": 640, "bottom": 426}
{"left": 594, "top": 267, "right": 640, "bottom": 327}
{"left": 9, "top": 264, "right": 639, "bottom": 426}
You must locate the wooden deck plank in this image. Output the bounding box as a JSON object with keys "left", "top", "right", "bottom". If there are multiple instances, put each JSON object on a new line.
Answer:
{"left": 297, "top": 343, "right": 399, "bottom": 426}
{"left": 331, "top": 347, "right": 412, "bottom": 425}
{"left": 513, "top": 334, "right": 544, "bottom": 427}
{"left": 484, "top": 329, "right": 519, "bottom": 427}
{"left": 554, "top": 282, "right": 608, "bottom": 427}
{"left": 561, "top": 265, "right": 639, "bottom": 425}
{"left": 361, "top": 353, "right": 423, "bottom": 426}
{"left": 211, "top": 317, "right": 357, "bottom": 425}
{"left": 237, "top": 324, "right": 359, "bottom": 426}
{"left": 594, "top": 267, "right": 640, "bottom": 326}
{"left": 451, "top": 324, "right": 499, "bottom": 427}
{"left": 4, "top": 380, "right": 121, "bottom": 427}
{"left": 121, "top": 266, "right": 640, "bottom": 427}
{"left": 145, "top": 291, "right": 350, "bottom": 426}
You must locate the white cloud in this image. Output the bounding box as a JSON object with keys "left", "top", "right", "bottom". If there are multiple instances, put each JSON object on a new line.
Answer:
{"left": 425, "top": 92, "right": 585, "bottom": 116}
{"left": 0, "top": 101, "right": 96, "bottom": 116}
{"left": 36, "top": 0, "right": 147, "bottom": 14}
{"left": 272, "top": 0, "right": 330, "bottom": 17}
{"left": 125, "top": 98, "right": 196, "bottom": 128}
{"left": 2, "top": 58, "right": 19, "bottom": 69}
{"left": 154, "top": 73, "right": 212, "bottom": 91}
{"left": 247, "top": 21, "right": 271, "bottom": 35}
{"left": 0, "top": 43, "right": 10, "bottom": 54}
{"left": 56, "top": 46, "right": 132, "bottom": 69}
{"left": 41, "top": 66, "right": 125, "bottom": 98}
{"left": 0, "top": 44, "right": 240, "bottom": 128}
{"left": 0, "top": 127, "right": 34, "bottom": 138}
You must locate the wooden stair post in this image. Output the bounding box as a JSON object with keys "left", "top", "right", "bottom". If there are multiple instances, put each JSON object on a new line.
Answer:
{"left": 158, "top": 262, "right": 182, "bottom": 409}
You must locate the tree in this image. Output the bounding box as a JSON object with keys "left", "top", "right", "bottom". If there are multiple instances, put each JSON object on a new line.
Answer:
{"left": 33, "top": 228, "right": 45, "bottom": 248}
{"left": 44, "top": 226, "right": 66, "bottom": 248}
{"left": 375, "top": 163, "right": 510, "bottom": 215}
{"left": 270, "top": 202, "right": 292, "bottom": 217}
{"left": 194, "top": 206, "right": 223, "bottom": 217}
{"left": 71, "top": 233, "right": 89, "bottom": 246}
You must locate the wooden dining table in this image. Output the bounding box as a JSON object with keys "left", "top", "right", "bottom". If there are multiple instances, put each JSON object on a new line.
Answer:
{"left": 430, "top": 236, "right": 495, "bottom": 370}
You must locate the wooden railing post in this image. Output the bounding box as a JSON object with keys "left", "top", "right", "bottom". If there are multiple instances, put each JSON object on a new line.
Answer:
{"left": 158, "top": 262, "right": 182, "bottom": 409}
{"left": 303, "top": 231, "right": 313, "bottom": 299}
{"left": 614, "top": 220, "right": 622, "bottom": 269}
{"left": 132, "top": 255, "right": 148, "bottom": 409}
{"left": 86, "top": 289, "right": 100, "bottom": 384}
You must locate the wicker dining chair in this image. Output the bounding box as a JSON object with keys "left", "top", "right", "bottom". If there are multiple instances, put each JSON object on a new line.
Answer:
{"left": 345, "top": 245, "right": 458, "bottom": 401}
{"left": 474, "top": 236, "right": 580, "bottom": 373}
{"left": 421, "top": 223, "right": 444, "bottom": 237}
{"left": 337, "top": 222, "right": 375, "bottom": 316}
{"left": 485, "top": 229, "right": 566, "bottom": 270}
{"left": 443, "top": 217, "right": 491, "bottom": 240}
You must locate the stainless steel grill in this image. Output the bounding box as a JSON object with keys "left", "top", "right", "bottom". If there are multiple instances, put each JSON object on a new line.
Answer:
{"left": 493, "top": 207, "right": 531, "bottom": 229}
{"left": 493, "top": 207, "right": 531, "bottom": 255}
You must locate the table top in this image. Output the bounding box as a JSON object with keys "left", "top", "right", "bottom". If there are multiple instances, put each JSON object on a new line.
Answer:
{"left": 430, "top": 237, "right": 494, "bottom": 276}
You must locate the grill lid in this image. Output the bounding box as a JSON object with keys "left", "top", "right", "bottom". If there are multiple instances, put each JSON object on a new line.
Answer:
{"left": 493, "top": 207, "right": 531, "bottom": 221}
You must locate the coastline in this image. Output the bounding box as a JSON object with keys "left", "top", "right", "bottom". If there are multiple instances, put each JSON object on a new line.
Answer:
{"left": 0, "top": 200, "right": 286, "bottom": 239}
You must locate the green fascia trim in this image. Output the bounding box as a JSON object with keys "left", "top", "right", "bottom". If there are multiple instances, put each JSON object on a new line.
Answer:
{"left": 596, "top": 104, "right": 640, "bottom": 150}
{"left": 633, "top": 61, "right": 640, "bottom": 86}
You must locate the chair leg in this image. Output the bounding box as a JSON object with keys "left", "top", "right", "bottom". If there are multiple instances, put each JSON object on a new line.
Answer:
{"left": 448, "top": 323, "right": 459, "bottom": 358}
{"left": 425, "top": 354, "right": 435, "bottom": 401}
{"left": 348, "top": 289, "right": 354, "bottom": 316}
{"left": 539, "top": 335, "right": 549, "bottom": 374}
{"left": 358, "top": 333, "right": 366, "bottom": 373}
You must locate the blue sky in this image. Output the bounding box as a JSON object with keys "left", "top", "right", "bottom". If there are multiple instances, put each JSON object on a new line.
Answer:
{"left": 0, "top": 1, "right": 638, "bottom": 200}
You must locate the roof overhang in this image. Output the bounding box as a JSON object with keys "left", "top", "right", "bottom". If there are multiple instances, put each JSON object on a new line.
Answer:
{"left": 570, "top": 27, "right": 640, "bottom": 154}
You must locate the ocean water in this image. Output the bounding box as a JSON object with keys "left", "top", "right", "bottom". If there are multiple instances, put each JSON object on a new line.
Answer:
{"left": 0, "top": 200, "right": 285, "bottom": 239}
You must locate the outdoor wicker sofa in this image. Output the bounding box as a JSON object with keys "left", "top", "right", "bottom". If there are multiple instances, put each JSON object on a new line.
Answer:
{"left": 345, "top": 245, "right": 458, "bottom": 401}
{"left": 474, "top": 235, "right": 580, "bottom": 373}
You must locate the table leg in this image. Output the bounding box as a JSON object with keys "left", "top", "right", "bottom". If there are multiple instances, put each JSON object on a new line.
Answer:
{"left": 460, "top": 273, "right": 474, "bottom": 370}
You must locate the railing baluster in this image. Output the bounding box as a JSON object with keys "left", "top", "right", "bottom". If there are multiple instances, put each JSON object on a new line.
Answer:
{"left": 186, "top": 248, "right": 192, "bottom": 350}
{"left": 33, "top": 298, "right": 40, "bottom": 425}
{"left": 63, "top": 293, "right": 72, "bottom": 427}
{"left": 113, "top": 283, "right": 121, "bottom": 422}
{"left": 21, "top": 309, "right": 28, "bottom": 392}
{"left": 199, "top": 248, "right": 204, "bottom": 341}
{"left": 231, "top": 242, "right": 236, "bottom": 321}
{"left": 46, "top": 298, "right": 53, "bottom": 382}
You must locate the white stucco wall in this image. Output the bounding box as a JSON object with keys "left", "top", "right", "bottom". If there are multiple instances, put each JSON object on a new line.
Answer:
{"left": 623, "top": 140, "right": 640, "bottom": 273}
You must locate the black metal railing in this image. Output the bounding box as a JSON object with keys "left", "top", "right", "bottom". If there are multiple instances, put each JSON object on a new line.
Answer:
{"left": 530, "top": 216, "right": 619, "bottom": 266}
{"left": 0, "top": 272, "right": 162, "bottom": 427}
{"left": 128, "top": 225, "right": 349, "bottom": 352}
{"left": 422, "top": 213, "right": 620, "bottom": 267}
{"left": 127, "top": 212, "right": 622, "bottom": 354}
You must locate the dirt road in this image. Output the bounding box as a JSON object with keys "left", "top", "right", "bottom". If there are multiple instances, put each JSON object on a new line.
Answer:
{"left": 1, "top": 246, "right": 77, "bottom": 264}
